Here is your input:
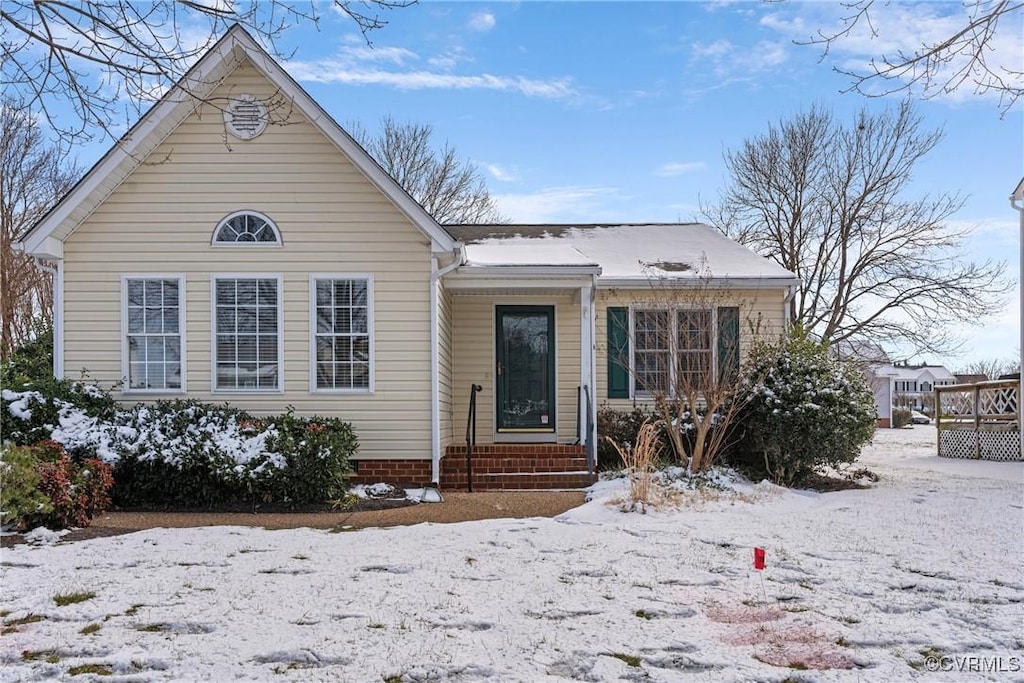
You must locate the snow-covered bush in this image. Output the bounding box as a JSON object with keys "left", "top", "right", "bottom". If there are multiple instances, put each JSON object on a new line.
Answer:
{"left": 729, "top": 329, "right": 877, "bottom": 486}
{"left": 1, "top": 388, "right": 357, "bottom": 509}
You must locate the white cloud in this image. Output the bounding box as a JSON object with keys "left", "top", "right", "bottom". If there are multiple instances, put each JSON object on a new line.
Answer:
{"left": 485, "top": 163, "right": 518, "bottom": 182}
{"left": 653, "top": 161, "right": 707, "bottom": 177}
{"left": 690, "top": 39, "right": 790, "bottom": 79}
{"left": 286, "top": 43, "right": 579, "bottom": 101}
{"left": 468, "top": 11, "right": 496, "bottom": 32}
{"left": 492, "top": 186, "right": 631, "bottom": 223}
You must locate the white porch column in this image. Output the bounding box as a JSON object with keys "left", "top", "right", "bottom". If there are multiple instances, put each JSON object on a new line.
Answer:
{"left": 580, "top": 281, "right": 597, "bottom": 468}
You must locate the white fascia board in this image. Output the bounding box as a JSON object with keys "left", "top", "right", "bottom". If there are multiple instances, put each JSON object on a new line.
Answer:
{"left": 597, "top": 276, "right": 801, "bottom": 289}
{"left": 453, "top": 265, "right": 602, "bottom": 278}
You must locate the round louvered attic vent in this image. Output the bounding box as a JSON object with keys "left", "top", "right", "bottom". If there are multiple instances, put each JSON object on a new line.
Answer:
{"left": 223, "top": 95, "right": 268, "bottom": 140}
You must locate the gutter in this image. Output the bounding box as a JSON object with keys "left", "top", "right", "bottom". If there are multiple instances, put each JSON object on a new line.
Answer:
{"left": 30, "top": 256, "right": 63, "bottom": 380}
{"left": 1009, "top": 178, "right": 1024, "bottom": 460}
{"left": 429, "top": 243, "right": 467, "bottom": 488}
{"left": 783, "top": 283, "right": 798, "bottom": 331}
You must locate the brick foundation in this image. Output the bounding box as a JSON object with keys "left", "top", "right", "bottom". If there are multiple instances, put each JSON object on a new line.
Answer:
{"left": 877, "top": 418, "right": 891, "bottom": 428}
{"left": 351, "top": 444, "right": 596, "bottom": 490}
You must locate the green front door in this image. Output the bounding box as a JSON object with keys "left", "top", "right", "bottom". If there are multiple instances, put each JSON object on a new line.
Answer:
{"left": 496, "top": 306, "right": 556, "bottom": 432}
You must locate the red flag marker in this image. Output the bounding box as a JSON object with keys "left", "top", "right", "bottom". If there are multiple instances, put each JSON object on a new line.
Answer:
{"left": 753, "top": 547, "right": 766, "bottom": 570}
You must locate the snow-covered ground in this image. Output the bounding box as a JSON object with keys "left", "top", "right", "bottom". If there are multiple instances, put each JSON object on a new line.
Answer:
{"left": 2, "top": 426, "right": 1022, "bottom": 681}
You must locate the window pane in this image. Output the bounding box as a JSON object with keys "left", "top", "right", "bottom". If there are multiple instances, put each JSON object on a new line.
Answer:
{"left": 353, "top": 337, "right": 369, "bottom": 361}
{"left": 127, "top": 281, "right": 144, "bottom": 306}
{"left": 316, "top": 307, "right": 333, "bottom": 333}
{"left": 335, "top": 307, "right": 351, "bottom": 333}
{"left": 216, "top": 308, "right": 235, "bottom": 334}
{"left": 334, "top": 280, "right": 351, "bottom": 305}
{"left": 351, "top": 308, "right": 367, "bottom": 334}
{"left": 216, "top": 280, "right": 235, "bottom": 305}
{"left": 351, "top": 281, "right": 367, "bottom": 306}
{"left": 166, "top": 363, "right": 182, "bottom": 389}
{"left": 165, "top": 337, "right": 181, "bottom": 362}
{"left": 128, "top": 308, "right": 144, "bottom": 334}
{"left": 257, "top": 279, "right": 276, "bottom": 306}
{"left": 316, "top": 282, "right": 332, "bottom": 306}
{"left": 145, "top": 337, "right": 163, "bottom": 362}
{"left": 217, "top": 364, "right": 238, "bottom": 388}
{"left": 144, "top": 280, "right": 162, "bottom": 305}
{"left": 217, "top": 335, "right": 236, "bottom": 362}
{"left": 163, "top": 306, "right": 179, "bottom": 333}
{"left": 237, "top": 337, "right": 257, "bottom": 362}
{"left": 352, "top": 363, "right": 369, "bottom": 388}
{"left": 237, "top": 280, "right": 257, "bottom": 305}
{"left": 678, "top": 310, "right": 711, "bottom": 350}
{"left": 162, "top": 281, "right": 179, "bottom": 306}
{"left": 257, "top": 307, "right": 276, "bottom": 333}
{"left": 335, "top": 337, "right": 352, "bottom": 362}
{"left": 336, "top": 363, "right": 352, "bottom": 387}
{"left": 147, "top": 363, "right": 164, "bottom": 388}
{"left": 316, "top": 362, "right": 333, "bottom": 389}
{"left": 258, "top": 364, "right": 278, "bottom": 388}
{"left": 129, "top": 363, "right": 147, "bottom": 389}
{"left": 258, "top": 335, "right": 277, "bottom": 362}
{"left": 145, "top": 307, "right": 163, "bottom": 334}
{"left": 237, "top": 307, "right": 256, "bottom": 334}
{"left": 128, "top": 337, "right": 142, "bottom": 363}
{"left": 316, "top": 337, "right": 333, "bottom": 362}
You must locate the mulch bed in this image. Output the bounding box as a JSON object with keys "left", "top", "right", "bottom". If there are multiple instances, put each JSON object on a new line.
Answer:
{"left": 1, "top": 485, "right": 417, "bottom": 549}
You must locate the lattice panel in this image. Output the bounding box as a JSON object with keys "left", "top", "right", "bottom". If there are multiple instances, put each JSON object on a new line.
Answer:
{"left": 940, "top": 430, "right": 976, "bottom": 459}
{"left": 978, "top": 386, "right": 1019, "bottom": 418}
{"left": 939, "top": 390, "right": 974, "bottom": 417}
{"left": 978, "top": 431, "right": 1022, "bottom": 461}
{"left": 940, "top": 429, "right": 1022, "bottom": 461}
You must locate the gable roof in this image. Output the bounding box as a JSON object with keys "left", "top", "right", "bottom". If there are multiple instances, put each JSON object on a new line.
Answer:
{"left": 18, "top": 25, "right": 456, "bottom": 258}
{"left": 446, "top": 223, "right": 799, "bottom": 286}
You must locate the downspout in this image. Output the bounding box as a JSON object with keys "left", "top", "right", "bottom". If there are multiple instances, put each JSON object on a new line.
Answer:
{"left": 782, "top": 283, "right": 798, "bottom": 332}
{"left": 1009, "top": 179, "right": 1024, "bottom": 459}
{"left": 430, "top": 243, "right": 466, "bottom": 487}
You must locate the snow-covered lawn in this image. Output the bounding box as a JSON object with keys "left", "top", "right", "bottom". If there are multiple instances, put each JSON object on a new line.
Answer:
{"left": 2, "top": 427, "right": 1022, "bottom": 681}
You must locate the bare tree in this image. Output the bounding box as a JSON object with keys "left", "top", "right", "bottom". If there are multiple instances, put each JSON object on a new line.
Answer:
{"left": 607, "top": 266, "right": 769, "bottom": 474}
{"left": 702, "top": 101, "right": 1009, "bottom": 357}
{"left": 956, "top": 356, "right": 1020, "bottom": 380}
{"left": 350, "top": 116, "right": 506, "bottom": 225}
{"left": 1, "top": 0, "right": 413, "bottom": 144}
{"left": 800, "top": 0, "right": 1023, "bottom": 116}
{"left": 1, "top": 100, "right": 81, "bottom": 359}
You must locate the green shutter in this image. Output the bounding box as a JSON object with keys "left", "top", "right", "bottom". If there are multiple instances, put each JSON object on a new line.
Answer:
{"left": 717, "top": 306, "right": 740, "bottom": 383}
{"left": 607, "top": 307, "right": 630, "bottom": 398}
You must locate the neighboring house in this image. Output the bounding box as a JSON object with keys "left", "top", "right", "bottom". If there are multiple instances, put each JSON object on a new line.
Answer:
{"left": 15, "top": 27, "right": 798, "bottom": 489}
{"left": 955, "top": 373, "right": 988, "bottom": 385}
{"left": 866, "top": 363, "right": 958, "bottom": 424}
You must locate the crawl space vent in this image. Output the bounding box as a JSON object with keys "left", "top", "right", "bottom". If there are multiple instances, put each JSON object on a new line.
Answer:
{"left": 223, "top": 95, "right": 268, "bottom": 140}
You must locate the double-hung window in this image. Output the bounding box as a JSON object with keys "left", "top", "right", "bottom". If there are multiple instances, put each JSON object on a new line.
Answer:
{"left": 213, "top": 275, "right": 282, "bottom": 391}
{"left": 311, "top": 275, "right": 373, "bottom": 392}
{"left": 122, "top": 276, "right": 184, "bottom": 392}
{"left": 632, "top": 308, "right": 715, "bottom": 395}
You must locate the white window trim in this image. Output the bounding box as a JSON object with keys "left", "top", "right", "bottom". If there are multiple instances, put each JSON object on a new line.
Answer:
{"left": 308, "top": 273, "right": 375, "bottom": 394}
{"left": 210, "top": 273, "right": 284, "bottom": 394}
{"left": 211, "top": 210, "right": 283, "bottom": 247}
{"left": 120, "top": 274, "right": 187, "bottom": 395}
{"left": 628, "top": 305, "right": 717, "bottom": 400}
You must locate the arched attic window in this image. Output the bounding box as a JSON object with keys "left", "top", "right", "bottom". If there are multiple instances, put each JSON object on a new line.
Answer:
{"left": 212, "top": 211, "right": 282, "bottom": 245}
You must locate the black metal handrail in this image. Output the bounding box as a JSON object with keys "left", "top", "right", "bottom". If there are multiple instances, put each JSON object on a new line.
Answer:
{"left": 465, "top": 384, "right": 482, "bottom": 492}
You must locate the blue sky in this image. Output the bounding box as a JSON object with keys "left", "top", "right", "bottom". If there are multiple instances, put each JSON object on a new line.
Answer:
{"left": 73, "top": 1, "right": 1024, "bottom": 369}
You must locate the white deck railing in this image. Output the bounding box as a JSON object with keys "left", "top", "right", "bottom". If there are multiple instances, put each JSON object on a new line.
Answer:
{"left": 936, "top": 379, "right": 1021, "bottom": 461}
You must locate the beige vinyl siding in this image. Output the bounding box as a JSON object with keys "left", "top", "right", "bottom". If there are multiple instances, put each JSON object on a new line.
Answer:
{"left": 62, "top": 59, "right": 435, "bottom": 461}
{"left": 451, "top": 294, "right": 581, "bottom": 444}
{"left": 595, "top": 287, "right": 787, "bottom": 409}
{"left": 437, "top": 280, "right": 455, "bottom": 447}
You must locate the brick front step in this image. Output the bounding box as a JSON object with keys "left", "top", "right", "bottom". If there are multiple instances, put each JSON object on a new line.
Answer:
{"left": 442, "top": 471, "right": 597, "bottom": 491}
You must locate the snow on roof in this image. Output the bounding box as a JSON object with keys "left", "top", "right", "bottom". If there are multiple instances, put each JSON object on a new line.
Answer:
{"left": 885, "top": 364, "right": 957, "bottom": 381}
{"left": 448, "top": 223, "right": 798, "bottom": 284}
